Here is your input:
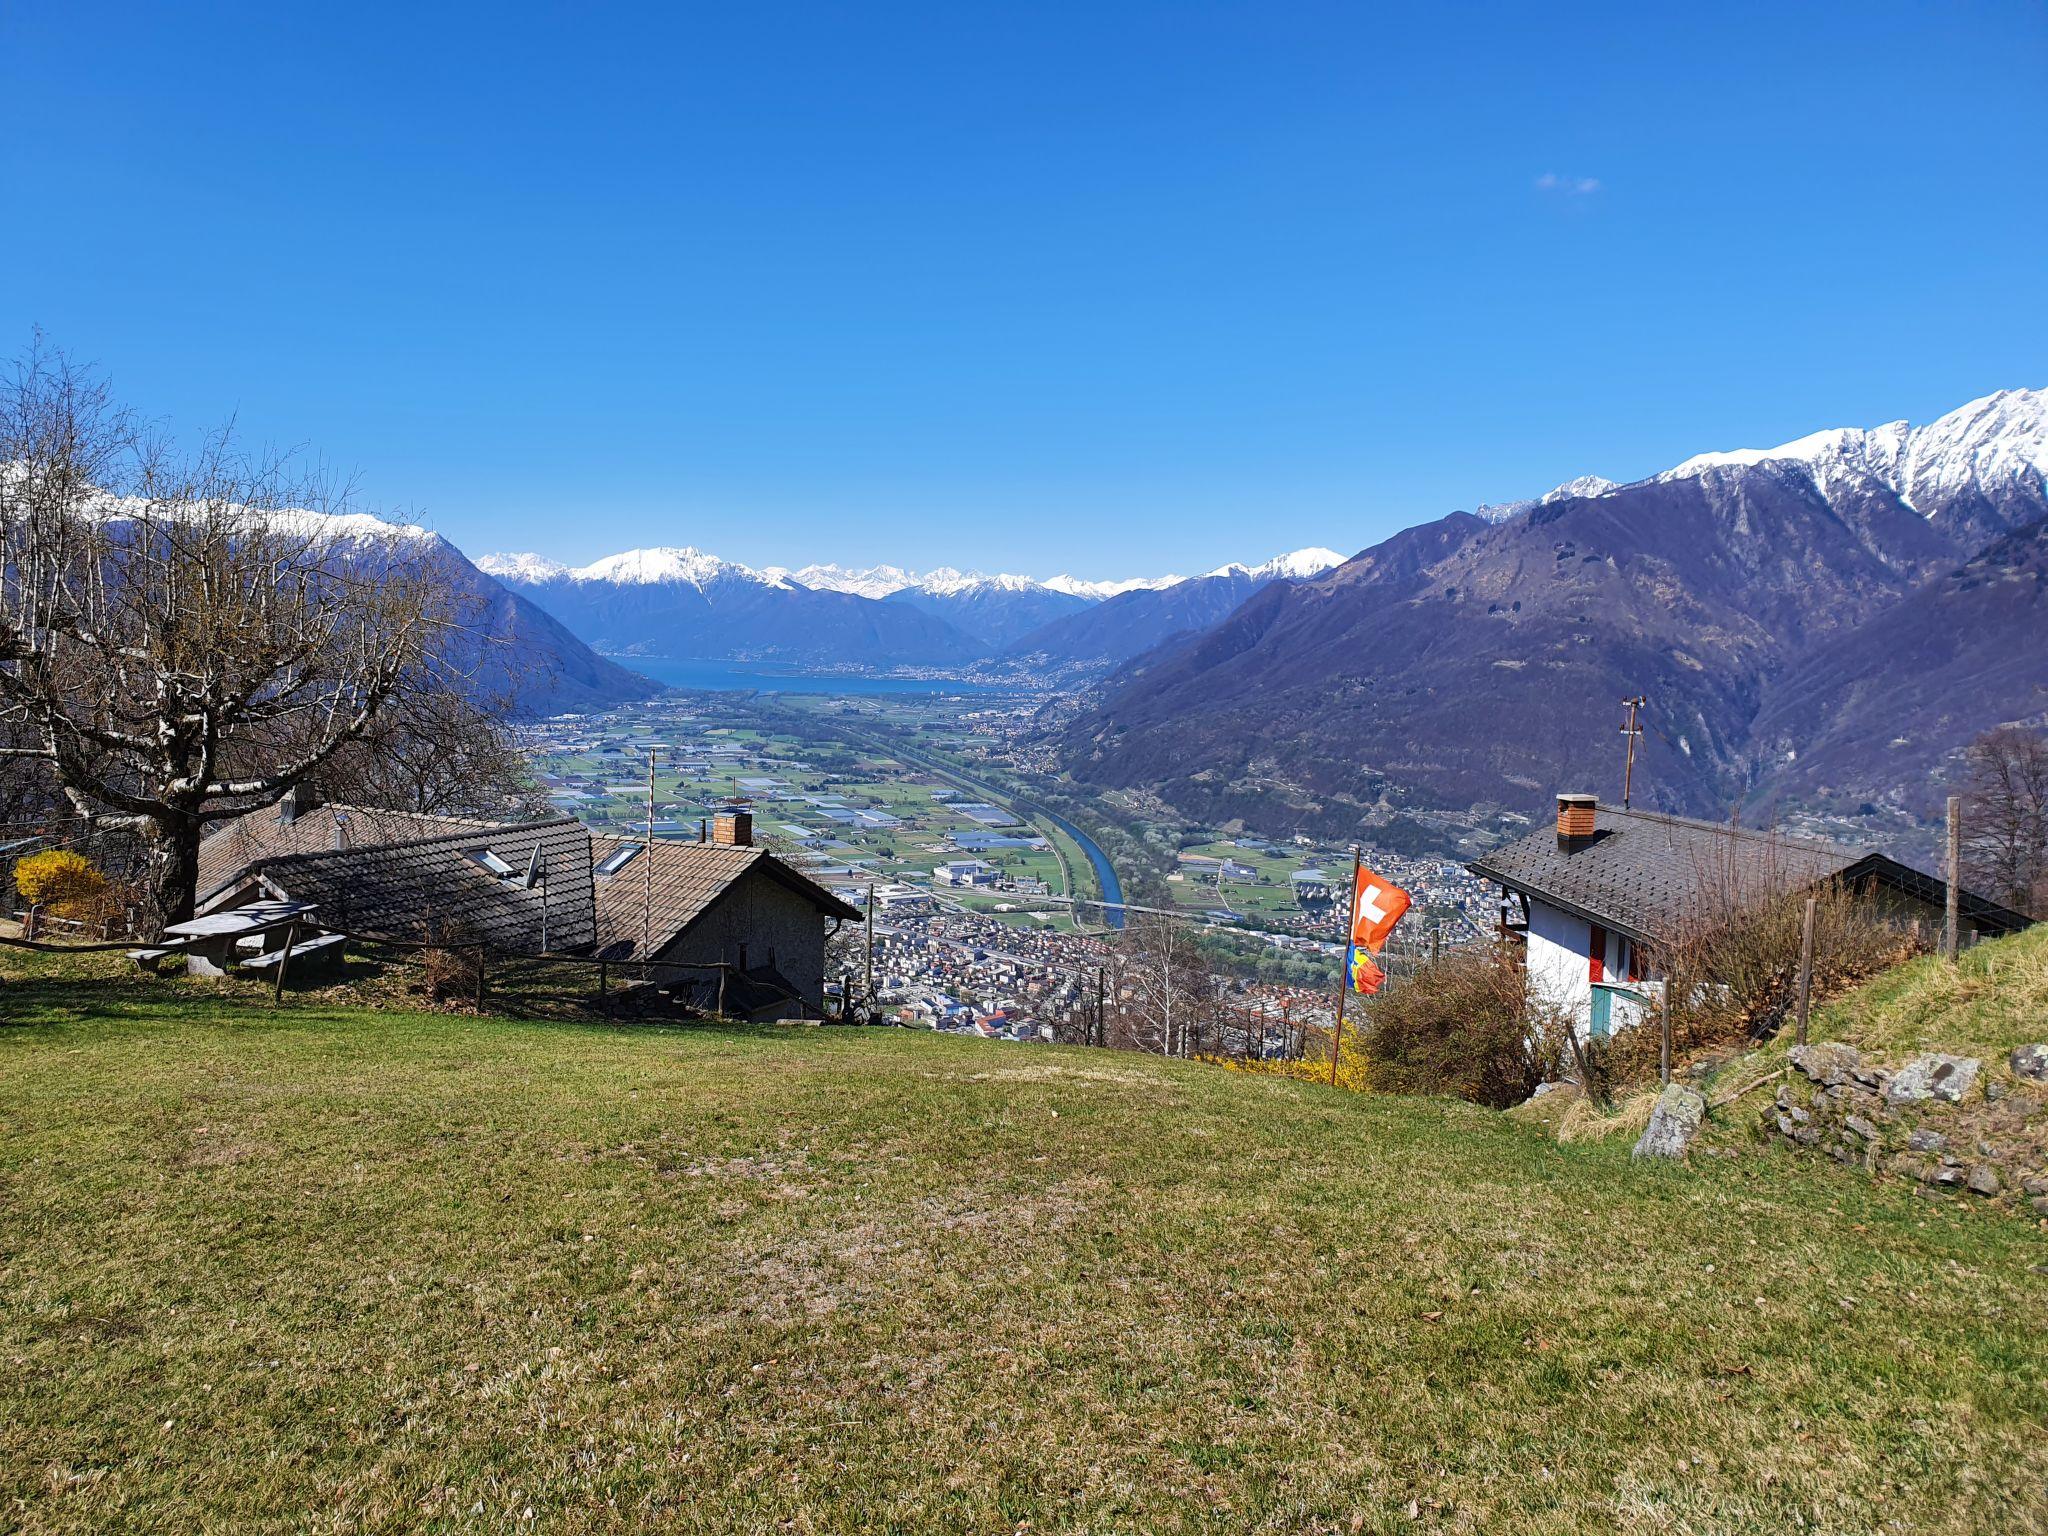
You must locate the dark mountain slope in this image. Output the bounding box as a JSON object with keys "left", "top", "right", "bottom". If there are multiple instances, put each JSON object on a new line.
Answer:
{"left": 1058, "top": 459, "right": 2017, "bottom": 836}
{"left": 1747, "top": 518, "right": 2048, "bottom": 817}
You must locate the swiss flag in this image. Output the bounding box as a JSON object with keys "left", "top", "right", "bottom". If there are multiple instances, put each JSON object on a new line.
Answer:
{"left": 1349, "top": 864, "right": 1411, "bottom": 954}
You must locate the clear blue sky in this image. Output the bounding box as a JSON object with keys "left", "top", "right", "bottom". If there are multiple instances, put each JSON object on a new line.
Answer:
{"left": 5, "top": 1, "right": 2045, "bottom": 577}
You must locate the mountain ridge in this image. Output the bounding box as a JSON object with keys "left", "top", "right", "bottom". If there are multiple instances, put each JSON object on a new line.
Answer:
{"left": 1053, "top": 387, "right": 2048, "bottom": 840}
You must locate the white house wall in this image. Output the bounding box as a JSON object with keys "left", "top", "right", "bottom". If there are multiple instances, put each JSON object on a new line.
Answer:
{"left": 1526, "top": 902, "right": 1592, "bottom": 1025}
{"left": 1523, "top": 898, "right": 1656, "bottom": 1041}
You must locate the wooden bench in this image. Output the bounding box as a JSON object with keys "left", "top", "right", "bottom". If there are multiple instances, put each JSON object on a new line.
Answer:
{"left": 126, "top": 938, "right": 193, "bottom": 974}
{"left": 238, "top": 932, "right": 346, "bottom": 980}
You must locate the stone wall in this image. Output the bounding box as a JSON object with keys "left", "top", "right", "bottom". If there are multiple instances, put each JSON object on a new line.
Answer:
{"left": 1766, "top": 1040, "right": 2048, "bottom": 1215}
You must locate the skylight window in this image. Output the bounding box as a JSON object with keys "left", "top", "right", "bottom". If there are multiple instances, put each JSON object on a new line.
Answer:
{"left": 595, "top": 842, "right": 644, "bottom": 877}
{"left": 464, "top": 847, "right": 517, "bottom": 877}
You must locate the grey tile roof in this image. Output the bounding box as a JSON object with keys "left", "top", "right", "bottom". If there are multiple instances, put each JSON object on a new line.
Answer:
{"left": 589, "top": 834, "right": 862, "bottom": 961}
{"left": 197, "top": 803, "right": 499, "bottom": 905}
{"left": 1467, "top": 805, "right": 1860, "bottom": 944}
{"left": 244, "top": 816, "right": 597, "bottom": 952}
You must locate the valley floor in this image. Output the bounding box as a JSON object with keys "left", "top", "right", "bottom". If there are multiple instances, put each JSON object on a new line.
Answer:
{"left": 3, "top": 985, "right": 2045, "bottom": 1534}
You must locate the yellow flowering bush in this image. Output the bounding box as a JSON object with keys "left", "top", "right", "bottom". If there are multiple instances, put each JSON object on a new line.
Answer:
{"left": 13, "top": 848, "right": 109, "bottom": 921}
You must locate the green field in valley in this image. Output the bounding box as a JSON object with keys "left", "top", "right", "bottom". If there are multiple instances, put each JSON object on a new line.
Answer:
{"left": 4, "top": 967, "right": 2046, "bottom": 1534}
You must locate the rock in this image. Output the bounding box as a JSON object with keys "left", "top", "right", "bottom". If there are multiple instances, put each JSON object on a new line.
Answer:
{"left": 1926, "top": 1165, "right": 1965, "bottom": 1187}
{"left": 1792, "top": 1126, "right": 1822, "bottom": 1148}
{"left": 1844, "top": 1115, "right": 1880, "bottom": 1143}
{"left": 1788, "top": 1104, "right": 1810, "bottom": 1126}
{"left": 1908, "top": 1129, "right": 1947, "bottom": 1154}
{"left": 2032, "top": 1196, "right": 2048, "bottom": 1218}
{"left": 2022, "top": 1175, "right": 2048, "bottom": 1198}
{"left": 1633, "top": 1085, "right": 1707, "bottom": 1161}
{"left": 1886, "top": 1054, "right": 1981, "bottom": 1106}
{"left": 1529, "top": 1081, "right": 1570, "bottom": 1099}
{"left": 1966, "top": 1165, "right": 2001, "bottom": 1197}
{"left": 1984, "top": 1080, "right": 2007, "bottom": 1103}
{"left": 1775, "top": 1113, "right": 1797, "bottom": 1138}
{"left": 2010, "top": 1044, "right": 2048, "bottom": 1082}
{"left": 1790, "top": 1043, "right": 1861, "bottom": 1088}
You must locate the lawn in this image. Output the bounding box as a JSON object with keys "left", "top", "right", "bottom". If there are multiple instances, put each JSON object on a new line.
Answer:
{"left": 3, "top": 977, "right": 2046, "bottom": 1534}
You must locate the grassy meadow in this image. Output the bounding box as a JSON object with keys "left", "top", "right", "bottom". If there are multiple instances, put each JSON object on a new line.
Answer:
{"left": 2, "top": 968, "right": 2046, "bottom": 1534}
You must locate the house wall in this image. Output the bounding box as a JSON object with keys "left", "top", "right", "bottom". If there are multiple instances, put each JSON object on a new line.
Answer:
{"left": 656, "top": 867, "right": 836, "bottom": 1018}
{"left": 1524, "top": 899, "right": 1656, "bottom": 1041}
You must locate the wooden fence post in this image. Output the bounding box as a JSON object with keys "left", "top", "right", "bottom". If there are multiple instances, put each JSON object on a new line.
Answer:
{"left": 474, "top": 945, "right": 486, "bottom": 1007}
{"left": 1794, "top": 895, "right": 1816, "bottom": 1046}
{"left": 271, "top": 924, "right": 297, "bottom": 1005}
{"left": 1942, "top": 795, "right": 1961, "bottom": 962}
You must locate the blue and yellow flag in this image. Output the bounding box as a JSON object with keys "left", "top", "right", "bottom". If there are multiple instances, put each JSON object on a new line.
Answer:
{"left": 1346, "top": 945, "right": 1385, "bottom": 995}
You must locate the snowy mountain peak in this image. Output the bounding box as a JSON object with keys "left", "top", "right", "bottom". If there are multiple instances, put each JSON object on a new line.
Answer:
{"left": 1658, "top": 388, "right": 2048, "bottom": 515}
{"left": 775, "top": 562, "right": 915, "bottom": 599}
{"left": 1474, "top": 475, "right": 1619, "bottom": 525}
{"left": 572, "top": 547, "right": 789, "bottom": 589}
{"left": 477, "top": 551, "right": 570, "bottom": 582}
{"left": 1201, "top": 547, "right": 1347, "bottom": 582}
{"left": 1043, "top": 572, "right": 1183, "bottom": 599}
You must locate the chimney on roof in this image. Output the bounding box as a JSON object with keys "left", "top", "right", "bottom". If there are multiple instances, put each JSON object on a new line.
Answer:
{"left": 713, "top": 809, "right": 753, "bottom": 848}
{"left": 278, "top": 783, "right": 306, "bottom": 825}
{"left": 1556, "top": 793, "right": 1597, "bottom": 849}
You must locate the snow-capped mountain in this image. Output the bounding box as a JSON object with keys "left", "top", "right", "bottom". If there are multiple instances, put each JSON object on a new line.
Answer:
{"left": 1201, "top": 548, "right": 1347, "bottom": 582}
{"left": 480, "top": 546, "right": 795, "bottom": 590}
{"left": 480, "top": 544, "right": 1344, "bottom": 662}
{"left": 1057, "top": 386, "right": 2048, "bottom": 839}
{"left": 1002, "top": 548, "right": 1352, "bottom": 671}
{"left": 1659, "top": 387, "right": 2048, "bottom": 546}
{"left": 64, "top": 501, "right": 654, "bottom": 716}
{"left": 1473, "top": 475, "right": 1620, "bottom": 524}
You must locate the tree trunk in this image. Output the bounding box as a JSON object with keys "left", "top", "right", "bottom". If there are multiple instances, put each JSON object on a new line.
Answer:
{"left": 150, "top": 811, "right": 205, "bottom": 932}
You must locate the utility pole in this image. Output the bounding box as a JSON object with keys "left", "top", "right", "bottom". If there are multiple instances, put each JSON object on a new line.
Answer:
{"left": 1943, "top": 796, "right": 1961, "bottom": 962}
{"left": 1096, "top": 965, "right": 1106, "bottom": 1048}
{"left": 1329, "top": 845, "right": 1361, "bottom": 1087}
{"left": 1620, "top": 695, "right": 1647, "bottom": 809}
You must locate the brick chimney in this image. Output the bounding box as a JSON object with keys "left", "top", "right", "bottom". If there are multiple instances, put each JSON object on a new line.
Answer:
{"left": 1556, "top": 793, "right": 1597, "bottom": 848}
{"left": 712, "top": 809, "right": 753, "bottom": 848}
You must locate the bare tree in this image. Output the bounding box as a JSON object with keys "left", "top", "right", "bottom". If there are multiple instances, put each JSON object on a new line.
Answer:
{"left": 1112, "top": 914, "right": 1220, "bottom": 1057}
{"left": 0, "top": 339, "right": 472, "bottom": 928}
{"left": 322, "top": 690, "right": 538, "bottom": 819}
{"left": 1961, "top": 726, "right": 2048, "bottom": 918}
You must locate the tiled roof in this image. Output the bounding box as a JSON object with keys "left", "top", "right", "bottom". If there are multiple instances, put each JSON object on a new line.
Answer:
{"left": 590, "top": 833, "right": 862, "bottom": 960}
{"left": 197, "top": 803, "right": 498, "bottom": 904}
{"left": 1467, "top": 805, "right": 1860, "bottom": 944}
{"left": 243, "top": 816, "right": 597, "bottom": 952}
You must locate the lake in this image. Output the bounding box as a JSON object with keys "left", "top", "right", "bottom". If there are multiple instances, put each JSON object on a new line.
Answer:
{"left": 621, "top": 657, "right": 1025, "bottom": 696}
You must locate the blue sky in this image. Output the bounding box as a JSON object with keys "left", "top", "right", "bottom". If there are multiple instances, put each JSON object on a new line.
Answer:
{"left": 5, "top": 1, "right": 2045, "bottom": 577}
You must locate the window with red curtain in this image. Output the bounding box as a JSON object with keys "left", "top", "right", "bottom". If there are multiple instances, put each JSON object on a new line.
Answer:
{"left": 1588, "top": 923, "right": 1606, "bottom": 983}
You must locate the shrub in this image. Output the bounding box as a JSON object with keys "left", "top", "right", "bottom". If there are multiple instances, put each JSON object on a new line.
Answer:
{"left": 1360, "top": 945, "right": 1567, "bottom": 1108}
{"left": 13, "top": 849, "right": 109, "bottom": 921}
{"left": 1640, "top": 873, "right": 1922, "bottom": 1081}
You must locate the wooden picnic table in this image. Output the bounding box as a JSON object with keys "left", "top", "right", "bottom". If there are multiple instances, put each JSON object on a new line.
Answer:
{"left": 162, "top": 899, "right": 319, "bottom": 978}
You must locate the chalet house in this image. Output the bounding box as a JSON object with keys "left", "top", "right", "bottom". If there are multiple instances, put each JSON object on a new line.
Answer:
{"left": 195, "top": 797, "right": 858, "bottom": 1019}
{"left": 1468, "top": 793, "right": 2032, "bottom": 1040}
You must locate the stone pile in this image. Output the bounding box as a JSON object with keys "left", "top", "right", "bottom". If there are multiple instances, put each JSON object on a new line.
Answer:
{"left": 1771, "top": 1041, "right": 2048, "bottom": 1214}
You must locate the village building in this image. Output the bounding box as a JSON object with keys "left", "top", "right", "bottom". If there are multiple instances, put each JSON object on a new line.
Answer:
{"left": 1469, "top": 793, "right": 2032, "bottom": 1040}
{"left": 193, "top": 796, "right": 857, "bottom": 1018}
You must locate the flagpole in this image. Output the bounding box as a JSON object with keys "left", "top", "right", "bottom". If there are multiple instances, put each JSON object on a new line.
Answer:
{"left": 1329, "top": 844, "right": 1360, "bottom": 1086}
